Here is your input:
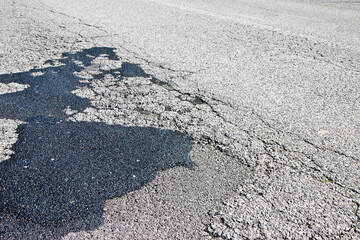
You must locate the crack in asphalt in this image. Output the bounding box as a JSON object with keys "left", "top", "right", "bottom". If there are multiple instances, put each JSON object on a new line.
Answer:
{"left": 26, "top": 0, "right": 359, "bottom": 165}
{"left": 67, "top": 54, "right": 359, "bottom": 197}
{"left": 25, "top": 0, "right": 197, "bottom": 77}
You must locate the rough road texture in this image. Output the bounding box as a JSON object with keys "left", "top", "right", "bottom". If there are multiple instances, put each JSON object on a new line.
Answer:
{"left": 0, "top": 0, "right": 359, "bottom": 239}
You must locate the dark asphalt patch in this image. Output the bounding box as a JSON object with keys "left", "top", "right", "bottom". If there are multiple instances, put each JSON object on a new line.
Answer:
{"left": 0, "top": 116, "right": 193, "bottom": 237}
{"left": 0, "top": 47, "right": 132, "bottom": 121}
{"left": 0, "top": 47, "right": 195, "bottom": 239}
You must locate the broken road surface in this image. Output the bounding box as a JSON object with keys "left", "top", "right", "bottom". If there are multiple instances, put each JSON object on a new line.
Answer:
{"left": 0, "top": 0, "right": 359, "bottom": 239}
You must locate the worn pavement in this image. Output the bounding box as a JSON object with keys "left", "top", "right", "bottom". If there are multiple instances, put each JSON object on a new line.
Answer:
{"left": 0, "top": 0, "right": 359, "bottom": 239}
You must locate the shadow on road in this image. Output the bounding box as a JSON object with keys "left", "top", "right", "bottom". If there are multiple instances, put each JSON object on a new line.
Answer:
{"left": 0, "top": 48, "right": 194, "bottom": 239}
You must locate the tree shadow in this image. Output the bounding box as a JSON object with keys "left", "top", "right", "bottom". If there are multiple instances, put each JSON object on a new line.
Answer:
{"left": 0, "top": 48, "right": 194, "bottom": 239}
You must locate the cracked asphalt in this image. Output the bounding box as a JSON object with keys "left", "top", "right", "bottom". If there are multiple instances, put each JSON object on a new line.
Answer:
{"left": 0, "top": 0, "right": 359, "bottom": 239}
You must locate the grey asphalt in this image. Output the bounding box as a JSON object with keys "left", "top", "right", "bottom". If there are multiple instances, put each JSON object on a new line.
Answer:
{"left": 0, "top": 0, "right": 359, "bottom": 239}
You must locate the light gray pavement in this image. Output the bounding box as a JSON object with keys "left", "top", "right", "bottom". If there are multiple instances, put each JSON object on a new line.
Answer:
{"left": 0, "top": 0, "right": 359, "bottom": 239}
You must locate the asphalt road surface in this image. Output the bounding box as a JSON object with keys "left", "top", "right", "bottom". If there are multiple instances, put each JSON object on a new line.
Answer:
{"left": 0, "top": 0, "right": 359, "bottom": 239}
